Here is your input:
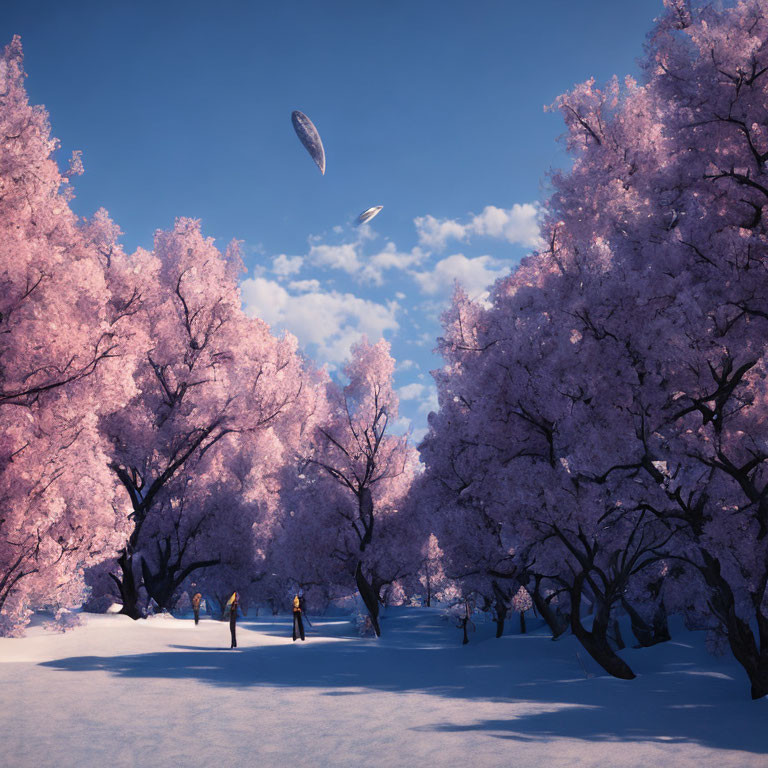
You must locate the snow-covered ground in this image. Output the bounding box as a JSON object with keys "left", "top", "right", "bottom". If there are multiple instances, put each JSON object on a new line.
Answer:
{"left": 1, "top": 608, "right": 766, "bottom": 767}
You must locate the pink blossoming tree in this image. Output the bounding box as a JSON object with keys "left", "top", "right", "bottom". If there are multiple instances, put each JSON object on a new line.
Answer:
{"left": 0, "top": 38, "right": 134, "bottom": 634}
{"left": 282, "top": 339, "right": 418, "bottom": 635}
{"left": 100, "top": 219, "right": 313, "bottom": 617}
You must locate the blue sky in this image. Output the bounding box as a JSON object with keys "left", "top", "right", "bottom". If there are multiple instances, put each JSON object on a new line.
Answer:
{"left": 5, "top": 0, "right": 663, "bottom": 440}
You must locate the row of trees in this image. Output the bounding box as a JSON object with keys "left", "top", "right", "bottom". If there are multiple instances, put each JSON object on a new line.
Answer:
{"left": 417, "top": 0, "right": 768, "bottom": 699}
{"left": 0, "top": 35, "right": 415, "bottom": 638}
{"left": 3, "top": 0, "right": 768, "bottom": 699}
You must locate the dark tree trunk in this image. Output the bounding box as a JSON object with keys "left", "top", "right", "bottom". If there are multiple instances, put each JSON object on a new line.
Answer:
{"left": 141, "top": 557, "right": 175, "bottom": 610}
{"left": 608, "top": 617, "right": 625, "bottom": 651}
{"left": 583, "top": 587, "right": 595, "bottom": 616}
{"left": 351, "top": 487, "right": 381, "bottom": 636}
{"left": 698, "top": 553, "right": 768, "bottom": 699}
{"left": 212, "top": 593, "right": 234, "bottom": 620}
{"left": 492, "top": 581, "right": 508, "bottom": 638}
{"left": 652, "top": 605, "right": 671, "bottom": 644}
{"left": 724, "top": 609, "right": 768, "bottom": 699}
{"left": 531, "top": 581, "right": 568, "bottom": 639}
{"left": 494, "top": 608, "right": 506, "bottom": 638}
{"left": 622, "top": 598, "right": 670, "bottom": 647}
{"left": 114, "top": 550, "right": 142, "bottom": 620}
{"left": 107, "top": 427, "right": 226, "bottom": 621}
{"left": 108, "top": 474, "right": 150, "bottom": 621}
{"left": 623, "top": 598, "right": 654, "bottom": 646}
{"left": 355, "top": 561, "right": 381, "bottom": 637}
{"left": 140, "top": 536, "right": 219, "bottom": 610}
{"left": 462, "top": 618, "right": 469, "bottom": 645}
{"left": 572, "top": 612, "right": 634, "bottom": 679}
{"left": 519, "top": 610, "right": 527, "bottom": 634}
{"left": 570, "top": 577, "right": 635, "bottom": 680}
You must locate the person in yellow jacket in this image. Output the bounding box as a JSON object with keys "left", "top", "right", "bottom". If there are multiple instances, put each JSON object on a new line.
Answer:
{"left": 228, "top": 592, "right": 239, "bottom": 649}
{"left": 292, "top": 592, "right": 305, "bottom": 642}
{"left": 192, "top": 592, "right": 202, "bottom": 625}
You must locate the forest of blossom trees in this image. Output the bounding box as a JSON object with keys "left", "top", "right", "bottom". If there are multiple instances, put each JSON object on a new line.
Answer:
{"left": 3, "top": 0, "right": 768, "bottom": 699}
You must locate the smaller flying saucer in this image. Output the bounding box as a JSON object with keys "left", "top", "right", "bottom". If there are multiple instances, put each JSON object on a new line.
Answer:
{"left": 357, "top": 206, "right": 383, "bottom": 225}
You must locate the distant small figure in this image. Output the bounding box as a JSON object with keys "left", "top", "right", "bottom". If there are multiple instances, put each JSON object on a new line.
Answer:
{"left": 228, "top": 592, "right": 239, "bottom": 648}
{"left": 292, "top": 591, "right": 306, "bottom": 642}
{"left": 192, "top": 592, "right": 202, "bottom": 625}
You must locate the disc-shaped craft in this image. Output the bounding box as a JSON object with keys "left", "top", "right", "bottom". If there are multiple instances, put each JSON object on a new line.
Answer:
{"left": 291, "top": 110, "right": 326, "bottom": 175}
{"left": 357, "top": 206, "right": 383, "bottom": 225}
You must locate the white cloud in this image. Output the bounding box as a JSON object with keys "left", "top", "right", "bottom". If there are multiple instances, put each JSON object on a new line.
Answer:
{"left": 413, "top": 214, "right": 468, "bottom": 251}
{"left": 408, "top": 332, "right": 434, "bottom": 348}
{"left": 390, "top": 416, "right": 412, "bottom": 435}
{"left": 308, "top": 242, "right": 363, "bottom": 274}
{"left": 399, "top": 382, "right": 427, "bottom": 401}
{"left": 355, "top": 222, "right": 378, "bottom": 242}
{"left": 360, "top": 243, "right": 426, "bottom": 285}
{"left": 272, "top": 253, "right": 304, "bottom": 277}
{"left": 389, "top": 415, "right": 428, "bottom": 445}
{"left": 243, "top": 242, "right": 267, "bottom": 257}
{"left": 411, "top": 253, "right": 509, "bottom": 300}
{"left": 417, "top": 386, "right": 439, "bottom": 415}
{"left": 396, "top": 359, "right": 418, "bottom": 372}
{"left": 241, "top": 276, "right": 399, "bottom": 364}
{"left": 303, "top": 227, "right": 424, "bottom": 285}
{"left": 414, "top": 203, "right": 542, "bottom": 251}
{"left": 390, "top": 416, "right": 427, "bottom": 445}
{"left": 288, "top": 278, "right": 321, "bottom": 293}
{"left": 470, "top": 204, "right": 542, "bottom": 248}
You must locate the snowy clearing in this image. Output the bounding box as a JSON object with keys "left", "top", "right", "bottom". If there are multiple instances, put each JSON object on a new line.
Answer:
{"left": 1, "top": 608, "right": 766, "bottom": 768}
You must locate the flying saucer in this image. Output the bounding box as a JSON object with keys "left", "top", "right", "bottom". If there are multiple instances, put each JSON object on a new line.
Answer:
{"left": 291, "top": 110, "right": 326, "bottom": 175}
{"left": 357, "top": 205, "right": 383, "bottom": 225}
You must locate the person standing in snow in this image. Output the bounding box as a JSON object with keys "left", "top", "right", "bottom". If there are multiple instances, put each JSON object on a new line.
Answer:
{"left": 299, "top": 590, "right": 312, "bottom": 628}
{"left": 192, "top": 592, "right": 202, "bottom": 625}
{"left": 229, "top": 592, "right": 239, "bottom": 648}
{"left": 292, "top": 592, "right": 305, "bottom": 641}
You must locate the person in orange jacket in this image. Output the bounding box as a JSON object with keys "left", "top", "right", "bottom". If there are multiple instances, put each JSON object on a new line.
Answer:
{"left": 292, "top": 591, "right": 305, "bottom": 642}
{"left": 192, "top": 592, "right": 202, "bottom": 625}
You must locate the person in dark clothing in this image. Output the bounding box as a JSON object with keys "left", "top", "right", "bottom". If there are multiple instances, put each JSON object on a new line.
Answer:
{"left": 229, "top": 593, "right": 239, "bottom": 648}
{"left": 299, "top": 592, "right": 312, "bottom": 628}
{"left": 192, "top": 592, "right": 202, "bottom": 625}
{"left": 292, "top": 593, "right": 305, "bottom": 641}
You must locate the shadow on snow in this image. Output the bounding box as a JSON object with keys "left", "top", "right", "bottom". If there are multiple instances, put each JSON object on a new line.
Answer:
{"left": 39, "top": 609, "right": 767, "bottom": 756}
